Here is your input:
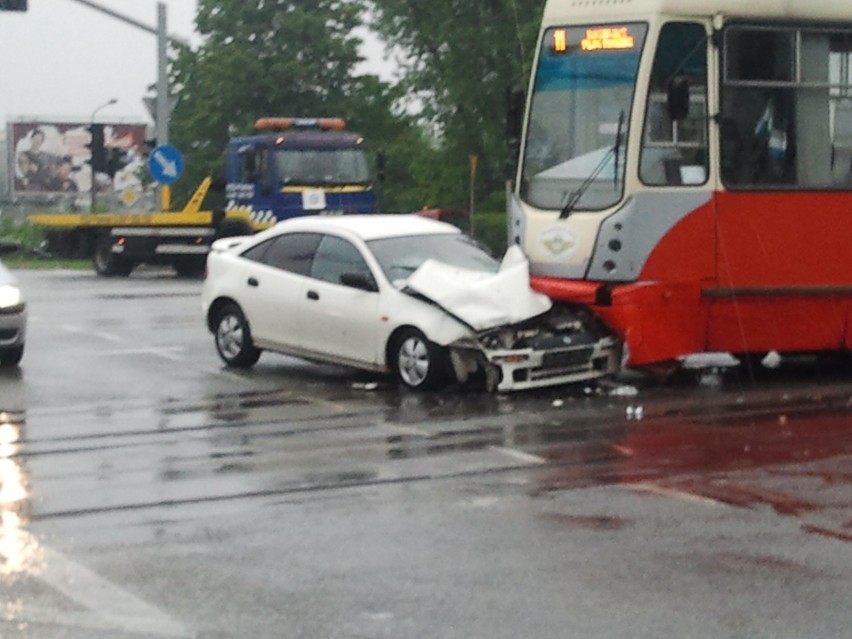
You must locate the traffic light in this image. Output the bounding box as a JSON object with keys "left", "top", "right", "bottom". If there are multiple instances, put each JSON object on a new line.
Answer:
{"left": 86, "top": 124, "right": 106, "bottom": 173}
{"left": 0, "top": 1, "right": 27, "bottom": 12}
{"left": 106, "top": 147, "right": 129, "bottom": 178}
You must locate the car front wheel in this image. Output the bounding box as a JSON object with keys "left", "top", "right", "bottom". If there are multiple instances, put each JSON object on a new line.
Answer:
{"left": 214, "top": 304, "right": 261, "bottom": 368}
{"left": 391, "top": 328, "right": 449, "bottom": 391}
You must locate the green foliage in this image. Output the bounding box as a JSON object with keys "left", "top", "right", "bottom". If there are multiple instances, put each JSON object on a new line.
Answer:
{"left": 170, "top": 0, "right": 367, "bottom": 200}
{"left": 370, "top": 0, "right": 547, "bottom": 204}
{"left": 473, "top": 212, "right": 508, "bottom": 257}
{"left": 0, "top": 220, "right": 86, "bottom": 267}
{"left": 0, "top": 219, "right": 43, "bottom": 251}
{"left": 166, "top": 0, "right": 545, "bottom": 217}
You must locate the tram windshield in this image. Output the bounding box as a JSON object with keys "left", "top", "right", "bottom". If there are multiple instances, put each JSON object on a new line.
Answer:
{"left": 521, "top": 23, "right": 647, "bottom": 211}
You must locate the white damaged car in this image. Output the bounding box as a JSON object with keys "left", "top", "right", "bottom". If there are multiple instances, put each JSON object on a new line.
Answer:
{"left": 202, "top": 215, "right": 619, "bottom": 391}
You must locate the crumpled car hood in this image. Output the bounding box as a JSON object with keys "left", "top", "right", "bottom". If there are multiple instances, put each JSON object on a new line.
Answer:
{"left": 404, "top": 245, "right": 552, "bottom": 331}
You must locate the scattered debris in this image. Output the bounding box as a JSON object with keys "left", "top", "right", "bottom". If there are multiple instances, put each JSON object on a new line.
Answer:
{"left": 679, "top": 352, "right": 741, "bottom": 369}
{"left": 761, "top": 350, "right": 782, "bottom": 369}
{"left": 625, "top": 405, "right": 644, "bottom": 420}
{"left": 698, "top": 370, "right": 724, "bottom": 387}
{"left": 352, "top": 381, "right": 379, "bottom": 391}
{"left": 608, "top": 384, "right": 639, "bottom": 397}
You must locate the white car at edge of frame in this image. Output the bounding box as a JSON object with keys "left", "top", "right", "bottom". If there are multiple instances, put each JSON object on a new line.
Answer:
{"left": 201, "top": 215, "right": 619, "bottom": 392}
{"left": 0, "top": 242, "right": 27, "bottom": 367}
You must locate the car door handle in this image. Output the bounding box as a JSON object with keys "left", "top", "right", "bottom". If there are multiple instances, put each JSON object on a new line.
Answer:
{"left": 307, "top": 290, "right": 319, "bottom": 301}
{"left": 247, "top": 277, "right": 259, "bottom": 287}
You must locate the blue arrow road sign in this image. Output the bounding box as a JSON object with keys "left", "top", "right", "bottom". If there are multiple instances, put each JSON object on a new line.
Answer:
{"left": 148, "top": 144, "right": 184, "bottom": 185}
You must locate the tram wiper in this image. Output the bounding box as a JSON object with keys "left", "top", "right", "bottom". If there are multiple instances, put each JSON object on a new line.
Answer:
{"left": 559, "top": 110, "right": 625, "bottom": 219}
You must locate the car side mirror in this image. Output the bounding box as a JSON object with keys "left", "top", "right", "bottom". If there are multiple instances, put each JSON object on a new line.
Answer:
{"left": 667, "top": 76, "right": 691, "bottom": 121}
{"left": 340, "top": 272, "right": 378, "bottom": 292}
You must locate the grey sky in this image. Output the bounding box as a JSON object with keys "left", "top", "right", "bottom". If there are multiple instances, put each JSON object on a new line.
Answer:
{"left": 0, "top": 0, "right": 391, "bottom": 128}
{"left": 0, "top": 1, "right": 199, "bottom": 126}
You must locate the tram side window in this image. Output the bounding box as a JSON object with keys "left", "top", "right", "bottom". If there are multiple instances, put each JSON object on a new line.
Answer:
{"left": 721, "top": 27, "right": 852, "bottom": 188}
{"left": 640, "top": 22, "right": 709, "bottom": 186}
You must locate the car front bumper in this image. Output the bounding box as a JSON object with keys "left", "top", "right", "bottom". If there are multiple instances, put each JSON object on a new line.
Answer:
{"left": 483, "top": 336, "right": 620, "bottom": 392}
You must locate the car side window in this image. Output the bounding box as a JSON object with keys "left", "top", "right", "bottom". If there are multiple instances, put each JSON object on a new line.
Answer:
{"left": 241, "top": 238, "right": 273, "bottom": 263}
{"left": 241, "top": 232, "right": 322, "bottom": 276}
{"left": 310, "top": 235, "right": 374, "bottom": 288}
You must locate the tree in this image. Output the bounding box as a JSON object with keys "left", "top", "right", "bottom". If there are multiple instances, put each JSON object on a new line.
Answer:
{"left": 369, "top": 0, "right": 546, "bottom": 209}
{"left": 169, "top": 0, "right": 372, "bottom": 199}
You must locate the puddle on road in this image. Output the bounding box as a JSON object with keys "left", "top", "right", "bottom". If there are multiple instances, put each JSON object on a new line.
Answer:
{"left": 542, "top": 513, "right": 633, "bottom": 531}
{"left": 538, "top": 397, "right": 852, "bottom": 542}
{"left": 539, "top": 405, "right": 852, "bottom": 488}
{"left": 160, "top": 389, "right": 312, "bottom": 423}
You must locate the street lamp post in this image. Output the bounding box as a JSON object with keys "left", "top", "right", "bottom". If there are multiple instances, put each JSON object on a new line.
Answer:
{"left": 90, "top": 98, "right": 117, "bottom": 213}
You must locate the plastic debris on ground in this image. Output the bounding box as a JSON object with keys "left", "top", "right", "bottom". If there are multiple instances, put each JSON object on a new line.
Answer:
{"left": 351, "top": 381, "right": 379, "bottom": 391}
{"left": 761, "top": 350, "right": 782, "bottom": 369}
{"left": 678, "top": 352, "right": 741, "bottom": 369}
{"left": 608, "top": 384, "right": 639, "bottom": 397}
{"left": 625, "top": 405, "right": 644, "bottom": 420}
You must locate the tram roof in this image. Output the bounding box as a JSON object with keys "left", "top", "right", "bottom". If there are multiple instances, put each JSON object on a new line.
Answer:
{"left": 543, "top": 0, "right": 852, "bottom": 25}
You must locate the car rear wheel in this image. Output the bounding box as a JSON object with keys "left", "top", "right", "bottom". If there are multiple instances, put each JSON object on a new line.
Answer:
{"left": 174, "top": 257, "right": 206, "bottom": 278}
{"left": 93, "top": 236, "right": 133, "bottom": 277}
{"left": 391, "top": 328, "right": 449, "bottom": 390}
{"left": 214, "top": 304, "right": 261, "bottom": 368}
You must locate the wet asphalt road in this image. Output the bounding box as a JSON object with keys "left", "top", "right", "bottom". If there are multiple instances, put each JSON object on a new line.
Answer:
{"left": 0, "top": 268, "right": 850, "bottom": 638}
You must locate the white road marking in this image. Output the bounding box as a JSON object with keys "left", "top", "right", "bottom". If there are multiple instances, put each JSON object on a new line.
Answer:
{"left": 624, "top": 482, "right": 727, "bottom": 506}
{"left": 92, "top": 331, "right": 125, "bottom": 343}
{"left": 100, "top": 346, "right": 186, "bottom": 361}
{"left": 489, "top": 446, "right": 546, "bottom": 465}
{"left": 60, "top": 324, "right": 124, "bottom": 343}
{"left": 1, "top": 533, "right": 192, "bottom": 637}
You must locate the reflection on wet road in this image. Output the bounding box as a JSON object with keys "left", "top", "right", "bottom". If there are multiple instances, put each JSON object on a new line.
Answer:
{"left": 537, "top": 389, "right": 852, "bottom": 543}
{"left": 11, "top": 377, "right": 851, "bottom": 553}
{"left": 0, "top": 411, "right": 43, "bottom": 579}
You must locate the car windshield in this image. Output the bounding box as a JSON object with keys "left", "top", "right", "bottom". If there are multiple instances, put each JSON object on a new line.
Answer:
{"left": 367, "top": 233, "right": 499, "bottom": 283}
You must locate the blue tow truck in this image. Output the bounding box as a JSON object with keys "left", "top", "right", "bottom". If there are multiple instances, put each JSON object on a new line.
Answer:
{"left": 30, "top": 117, "right": 380, "bottom": 276}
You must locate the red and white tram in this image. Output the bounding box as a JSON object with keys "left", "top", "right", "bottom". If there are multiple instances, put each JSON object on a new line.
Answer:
{"left": 510, "top": 0, "right": 852, "bottom": 368}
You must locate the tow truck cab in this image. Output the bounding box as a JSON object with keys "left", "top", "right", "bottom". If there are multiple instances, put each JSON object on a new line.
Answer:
{"left": 223, "top": 117, "right": 377, "bottom": 232}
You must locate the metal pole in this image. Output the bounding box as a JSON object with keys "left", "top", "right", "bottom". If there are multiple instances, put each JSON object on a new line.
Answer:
{"left": 65, "top": 0, "right": 190, "bottom": 47}
{"left": 156, "top": 3, "right": 169, "bottom": 147}
{"left": 156, "top": 2, "right": 169, "bottom": 209}
{"left": 90, "top": 98, "right": 117, "bottom": 213}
